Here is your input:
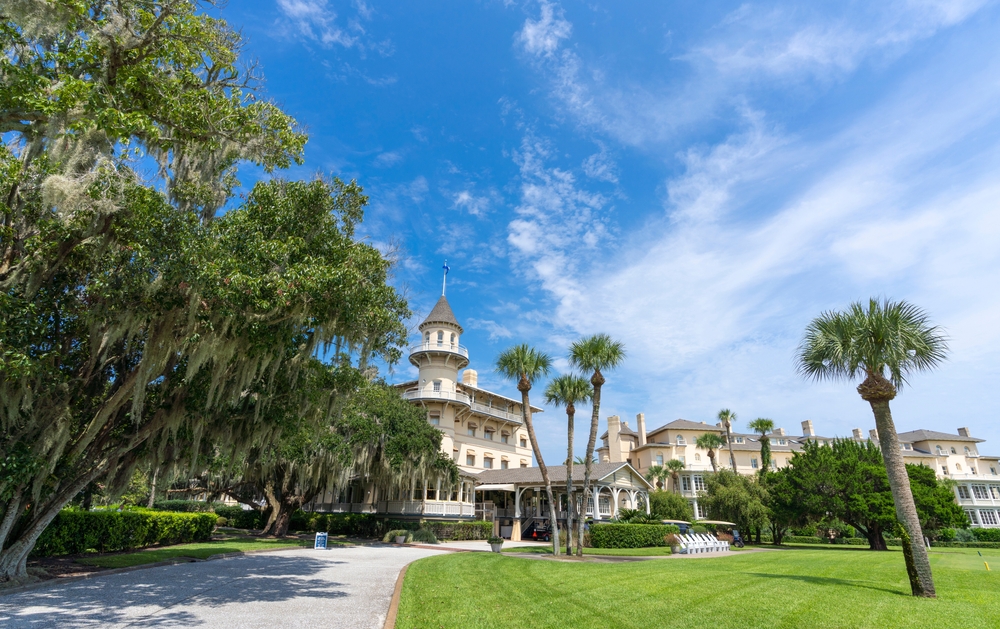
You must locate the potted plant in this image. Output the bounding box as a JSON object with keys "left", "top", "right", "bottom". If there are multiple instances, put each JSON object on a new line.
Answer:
{"left": 488, "top": 535, "right": 504, "bottom": 553}
{"left": 665, "top": 533, "right": 681, "bottom": 554}
{"left": 396, "top": 534, "right": 408, "bottom": 544}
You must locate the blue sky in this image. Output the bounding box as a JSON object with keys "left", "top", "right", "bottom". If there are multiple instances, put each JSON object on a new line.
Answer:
{"left": 227, "top": 0, "right": 1000, "bottom": 465}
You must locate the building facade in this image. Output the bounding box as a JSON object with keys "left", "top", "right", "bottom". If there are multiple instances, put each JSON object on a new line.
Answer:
{"left": 600, "top": 414, "right": 999, "bottom": 526}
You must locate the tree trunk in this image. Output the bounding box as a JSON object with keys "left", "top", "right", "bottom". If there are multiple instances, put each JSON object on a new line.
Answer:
{"left": 860, "top": 374, "right": 935, "bottom": 597}
{"left": 672, "top": 473, "right": 680, "bottom": 494}
{"left": 708, "top": 450, "right": 718, "bottom": 473}
{"left": 579, "top": 372, "right": 604, "bottom": 557}
{"left": 566, "top": 404, "right": 575, "bottom": 556}
{"left": 725, "top": 421, "right": 738, "bottom": 473}
{"left": 518, "top": 380, "right": 560, "bottom": 555}
{"left": 147, "top": 468, "right": 158, "bottom": 509}
{"left": 0, "top": 489, "right": 24, "bottom": 553}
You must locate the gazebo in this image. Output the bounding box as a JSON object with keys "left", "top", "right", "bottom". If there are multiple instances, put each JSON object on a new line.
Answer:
{"left": 474, "top": 462, "right": 652, "bottom": 540}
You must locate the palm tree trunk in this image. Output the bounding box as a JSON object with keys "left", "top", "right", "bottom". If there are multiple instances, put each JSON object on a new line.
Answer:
{"left": 519, "top": 383, "right": 560, "bottom": 555}
{"left": 672, "top": 472, "right": 680, "bottom": 494}
{"left": 725, "top": 422, "right": 737, "bottom": 473}
{"left": 709, "top": 451, "right": 718, "bottom": 473}
{"left": 566, "top": 405, "right": 575, "bottom": 556}
{"left": 864, "top": 388, "right": 935, "bottom": 597}
{"left": 579, "top": 372, "right": 604, "bottom": 557}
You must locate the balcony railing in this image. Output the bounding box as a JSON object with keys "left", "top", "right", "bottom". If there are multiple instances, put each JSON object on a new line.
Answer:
{"left": 378, "top": 500, "right": 474, "bottom": 517}
{"left": 471, "top": 402, "right": 523, "bottom": 424}
{"left": 409, "top": 341, "right": 469, "bottom": 359}
{"left": 402, "top": 388, "right": 471, "bottom": 406}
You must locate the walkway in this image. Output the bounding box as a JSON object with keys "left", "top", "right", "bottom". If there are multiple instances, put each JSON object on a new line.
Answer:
{"left": 0, "top": 545, "right": 443, "bottom": 629}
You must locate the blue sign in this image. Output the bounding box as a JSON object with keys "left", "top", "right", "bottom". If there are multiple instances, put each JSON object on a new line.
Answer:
{"left": 314, "top": 532, "right": 328, "bottom": 550}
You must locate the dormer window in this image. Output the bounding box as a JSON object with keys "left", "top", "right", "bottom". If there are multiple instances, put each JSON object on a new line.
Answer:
{"left": 735, "top": 437, "right": 744, "bottom": 444}
{"left": 936, "top": 446, "right": 944, "bottom": 455}
{"left": 778, "top": 439, "right": 787, "bottom": 446}
{"left": 676, "top": 436, "right": 685, "bottom": 446}
{"left": 965, "top": 447, "right": 971, "bottom": 455}
{"left": 951, "top": 447, "right": 957, "bottom": 455}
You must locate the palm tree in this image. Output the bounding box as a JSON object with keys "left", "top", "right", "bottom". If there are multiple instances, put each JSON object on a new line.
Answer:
{"left": 797, "top": 298, "right": 947, "bottom": 598}
{"left": 645, "top": 465, "right": 668, "bottom": 491}
{"left": 666, "top": 459, "right": 685, "bottom": 494}
{"left": 695, "top": 433, "right": 726, "bottom": 472}
{"left": 569, "top": 334, "right": 626, "bottom": 557}
{"left": 545, "top": 374, "right": 592, "bottom": 556}
{"left": 496, "top": 344, "right": 557, "bottom": 554}
{"left": 718, "top": 409, "right": 738, "bottom": 472}
{"left": 748, "top": 418, "right": 774, "bottom": 474}
{"left": 574, "top": 455, "right": 596, "bottom": 465}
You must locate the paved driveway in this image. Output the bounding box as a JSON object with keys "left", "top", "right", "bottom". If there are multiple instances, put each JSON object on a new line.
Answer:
{"left": 0, "top": 545, "right": 444, "bottom": 628}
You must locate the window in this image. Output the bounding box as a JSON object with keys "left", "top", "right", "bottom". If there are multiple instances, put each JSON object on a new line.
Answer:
{"left": 972, "top": 485, "right": 990, "bottom": 500}
{"left": 771, "top": 460, "right": 778, "bottom": 470}
{"left": 484, "top": 429, "right": 494, "bottom": 441}
{"left": 484, "top": 457, "right": 494, "bottom": 469}
{"left": 942, "top": 466, "right": 949, "bottom": 475}
{"left": 450, "top": 333, "right": 456, "bottom": 345}
{"left": 777, "top": 439, "right": 787, "bottom": 446}
{"left": 695, "top": 453, "right": 701, "bottom": 462}
{"left": 981, "top": 510, "right": 999, "bottom": 526}
{"left": 467, "top": 425, "right": 476, "bottom": 437}
{"left": 500, "top": 433, "right": 509, "bottom": 444}
{"left": 819, "top": 440, "right": 827, "bottom": 446}
{"left": 693, "top": 475, "right": 705, "bottom": 492}
{"left": 972, "top": 467, "right": 978, "bottom": 475}
{"left": 681, "top": 476, "right": 691, "bottom": 492}
{"left": 936, "top": 446, "right": 944, "bottom": 455}
{"left": 751, "top": 458, "right": 759, "bottom": 469}
{"left": 966, "top": 509, "right": 980, "bottom": 525}
{"left": 993, "top": 467, "right": 998, "bottom": 476}
{"left": 520, "top": 437, "right": 527, "bottom": 448}
{"left": 957, "top": 486, "right": 971, "bottom": 499}
{"left": 433, "top": 380, "right": 442, "bottom": 392}
{"left": 437, "top": 331, "right": 444, "bottom": 343}
{"left": 901, "top": 443, "right": 912, "bottom": 451}
{"left": 678, "top": 456, "right": 685, "bottom": 464}
{"left": 992, "top": 486, "right": 1000, "bottom": 499}
{"left": 655, "top": 454, "right": 664, "bottom": 465}
{"left": 466, "top": 454, "right": 476, "bottom": 466}
{"left": 956, "top": 463, "right": 963, "bottom": 471}
{"left": 520, "top": 461, "right": 528, "bottom": 468}
{"left": 453, "top": 449, "right": 459, "bottom": 460}
{"left": 428, "top": 413, "right": 440, "bottom": 426}
{"left": 676, "top": 436, "right": 686, "bottom": 445}
{"left": 734, "top": 436, "right": 745, "bottom": 444}
{"left": 965, "top": 447, "right": 971, "bottom": 455}
{"left": 500, "top": 460, "right": 509, "bottom": 470}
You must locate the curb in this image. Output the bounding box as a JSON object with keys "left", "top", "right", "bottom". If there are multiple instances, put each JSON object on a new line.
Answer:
{"left": 383, "top": 563, "right": 409, "bottom": 629}
{"left": 0, "top": 543, "right": 315, "bottom": 598}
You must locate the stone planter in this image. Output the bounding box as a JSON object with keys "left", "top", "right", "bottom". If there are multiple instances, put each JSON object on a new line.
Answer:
{"left": 395, "top": 535, "right": 407, "bottom": 544}
{"left": 670, "top": 545, "right": 680, "bottom": 554}
{"left": 490, "top": 542, "right": 503, "bottom": 553}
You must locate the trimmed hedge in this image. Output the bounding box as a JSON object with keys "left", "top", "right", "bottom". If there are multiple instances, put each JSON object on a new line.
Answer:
{"left": 931, "top": 541, "right": 1000, "bottom": 548}
{"left": 151, "top": 500, "right": 225, "bottom": 513}
{"left": 424, "top": 521, "right": 493, "bottom": 541}
{"left": 972, "top": 528, "right": 1000, "bottom": 542}
{"left": 214, "top": 506, "right": 266, "bottom": 530}
{"left": 289, "top": 512, "right": 381, "bottom": 536}
{"left": 782, "top": 535, "right": 868, "bottom": 546}
{"left": 33, "top": 509, "right": 215, "bottom": 557}
{"left": 590, "top": 523, "right": 680, "bottom": 549}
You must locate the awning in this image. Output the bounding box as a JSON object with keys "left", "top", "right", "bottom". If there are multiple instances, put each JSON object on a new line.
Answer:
{"left": 695, "top": 520, "right": 737, "bottom": 526}
{"left": 474, "top": 484, "right": 516, "bottom": 492}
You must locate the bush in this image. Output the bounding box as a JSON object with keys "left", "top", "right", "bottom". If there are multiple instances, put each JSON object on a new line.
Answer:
{"left": 972, "top": 528, "right": 1000, "bottom": 542}
{"left": 216, "top": 516, "right": 228, "bottom": 527}
{"left": 955, "top": 528, "right": 976, "bottom": 542}
{"left": 938, "top": 528, "right": 957, "bottom": 542}
{"left": 288, "top": 512, "right": 380, "bottom": 536}
{"left": 930, "top": 541, "right": 1000, "bottom": 548}
{"left": 151, "top": 500, "right": 225, "bottom": 513}
{"left": 411, "top": 528, "right": 438, "bottom": 544}
{"left": 590, "top": 523, "right": 680, "bottom": 548}
{"left": 649, "top": 491, "right": 695, "bottom": 522}
{"left": 33, "top": 509, "right": 216, "bottom": 557}
{"left": 424, "top": 521, "right": 493, "bottom": 540}
{"left": 383, "top": 529, "right": 413, "bottom": 543}
{"left": 214, "top": 506, "right": 265, "bottom": 530}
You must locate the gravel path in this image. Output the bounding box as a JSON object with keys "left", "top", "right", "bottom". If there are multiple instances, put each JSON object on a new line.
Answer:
{"left": 0, "top": 545, "right": 444, "bottom": 628}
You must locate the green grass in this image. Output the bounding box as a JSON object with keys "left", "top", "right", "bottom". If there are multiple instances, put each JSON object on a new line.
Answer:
{"left": 76, "top": 537, "right": 318, "bottom": 569}
{"left": 397, "top": 546, "right": 1000, "bottom": 629}
{"left": 503, "top": 546, "right": 674, "bottom": 556}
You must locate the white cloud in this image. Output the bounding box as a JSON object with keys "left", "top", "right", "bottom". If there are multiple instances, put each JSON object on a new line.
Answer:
{"left": 373, "top": 151, "right": 403, "bottom": 167}
{"left": 517, "top": 1, "right": 572, "bottom": 58}
{"left": 276, "top": 0, "right": 357, "bottom": 47}
{"left": 467, "top": 318, "right": 514, "bottom": 341}
{"left": 452, "top": 190, "right": 491, "bottom": 216}
{"left": 581, "top": 144, "right": 619, "bottom": 184}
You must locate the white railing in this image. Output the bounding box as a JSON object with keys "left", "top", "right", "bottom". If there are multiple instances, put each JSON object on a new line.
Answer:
{"left": 377, "top": 500, "right": 475, "bottom": 517}
{"left": 402, "top": 388, "right": 471, "bottom": 406}
{"left": 409, "top": 342, "right": 469, "bottom": 358}
{"left": 471, "top": 402, "right": 523, "bottom": 424}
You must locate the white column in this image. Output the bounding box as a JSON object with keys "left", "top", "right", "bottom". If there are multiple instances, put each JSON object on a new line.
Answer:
{"left": 422, "top": 479, "right": 428, "bottom": 501}
{"left": 515, "top": 487, "right": 523, "bottom": 518}
{"left": 593, "top": 487, "right": 602, "bottom": 521}
{"left": 643, "top": 491, "right": 650, "bottom": 514}
{"left": 435, "top": 478, "right": 441, "bottom": 502}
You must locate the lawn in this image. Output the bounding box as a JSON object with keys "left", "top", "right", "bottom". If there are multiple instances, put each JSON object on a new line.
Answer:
{"left": 503, "top": 546, "right": 674, "bottom": 556}
{"left": 76, "top": 536, "right": 319, "bottom": 569}
{"left": 396, "top": 546, "right": 1000, "bottom": 629}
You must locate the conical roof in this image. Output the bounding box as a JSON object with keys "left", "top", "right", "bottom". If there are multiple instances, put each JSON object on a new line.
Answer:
{"left": 420, "top": 295, "right": 463, "bottom": 332}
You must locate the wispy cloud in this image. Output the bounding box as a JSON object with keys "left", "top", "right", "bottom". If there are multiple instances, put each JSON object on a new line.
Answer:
{"left": 516, "top": 1, "right": 572, "bottom": 57}
{"left": 373, "top": 151, "right": 404, "bottom": 167}
{"left": 274, "top": 0, "right": 393, "bottom": 55}
{"left": 467, "top": 318, "right": 514, "bottom": 341}
{"left": 581, "top": 144, "right": 619, "bottom": 184}
{"left": 452, "top": 189, "right": 492, "bottom": 216}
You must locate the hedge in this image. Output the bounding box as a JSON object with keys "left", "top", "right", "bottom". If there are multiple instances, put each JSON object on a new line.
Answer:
{"left": 33, "top": 509, "right": 216, "bottom": 557}
{"left": 151, "top": 500, "right": 226, "bottom": 513}
{"left": 424, "top": 521, "right": 493, "bottom": 541}
{"left": 214, "top": 506, "right": 266, "bottom": 530}
{"left": 972, "top": 528, "right": 1000, "bottom": 542}
{"left": 288, "top": 512, "right": 381, "bottom": 536}
{"left": 782, "top": 535, "right": 869, "bottom": 546}
{"left": 590, "top": 523, "right": 680, "bottom": 548}
{"left": 930, "top": 541, "right": 1000, "bottom": 548}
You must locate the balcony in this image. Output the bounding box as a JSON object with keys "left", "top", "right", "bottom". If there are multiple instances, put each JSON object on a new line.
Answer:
{"left": 409, "top": 341, "right": 469, "bottom": 359}
{"left": 402, "top": 388, "right": 471, "bottom": 406}
{"left": 471, "top": 402, "right": 523, "bottom": 424}
{"left": 377, "top": 500, "right": 475, "bottom": 517}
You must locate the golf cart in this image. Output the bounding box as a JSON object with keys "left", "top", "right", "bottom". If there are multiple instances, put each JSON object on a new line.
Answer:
{"left": 661, "top": 519, "right": 692, "bottom": 534}
{"left": 694, "top": 520, "right": 745, "bottom": 548}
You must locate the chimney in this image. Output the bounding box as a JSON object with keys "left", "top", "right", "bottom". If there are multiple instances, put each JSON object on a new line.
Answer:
{"left": 801, "top": 420, "right": 815, "bottom": 437}
{"left": 775, "top": 427, "right": 786, "bottom": 437}
{"left": 637, "top": 413, "right": 647, "bottom": 446}
{"left": 461, "top": 369, "right": 478, "bottom": 387}
{"left": 958, "top": 427, "right": 971, "bottom": 438}
{"left": 608, "top": 415, "right": 622, "bottom": 463}
{"left": 869, "top": 429, "right": 879, "bottom": 441}
{"left": 852, "top": 428, "right": 863, "bottom": 440}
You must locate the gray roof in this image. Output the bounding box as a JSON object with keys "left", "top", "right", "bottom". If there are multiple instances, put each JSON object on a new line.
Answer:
{"left": 647, "top": 419, "right": 725, "bottom": 435}
{"left": 896, "top": 429, "right": 984, "bottom": 444}
{"left": 600, "top": 424, "right": 638, "bottom": 440}
{"left": 475, "top": 463, "right": 652, "bottom": 488}
{"left": 420, "top": 296, "right": 463, "bottom": 332}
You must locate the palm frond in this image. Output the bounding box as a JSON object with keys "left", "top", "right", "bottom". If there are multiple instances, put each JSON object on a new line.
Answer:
{"left": 495, "top": 343, "right": 553, "bottom": 384}
{"left": 544, "top": 374, "right": 593, "bottom": 407}
{"left": 568, "top": 333, "right": 626, "bottom": 374}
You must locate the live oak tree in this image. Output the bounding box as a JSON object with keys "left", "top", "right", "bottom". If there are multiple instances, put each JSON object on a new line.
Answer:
{"left": 568, "top": 334, "right": 625, "bottom": 557}
{"left": 0, "top": 2, "right": 408, "bottom": 581}
{"left": 797, "top": 298, "right": 947, "bottom": 597}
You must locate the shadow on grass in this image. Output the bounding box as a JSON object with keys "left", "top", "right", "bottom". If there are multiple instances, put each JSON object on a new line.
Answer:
{"left": 745, "top": 572, "right": 908, "bottom": 597}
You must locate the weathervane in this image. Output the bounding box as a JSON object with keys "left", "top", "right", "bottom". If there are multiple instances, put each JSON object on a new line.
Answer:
{"left": 442, "top": 260, "right": 450, "bottom": 296}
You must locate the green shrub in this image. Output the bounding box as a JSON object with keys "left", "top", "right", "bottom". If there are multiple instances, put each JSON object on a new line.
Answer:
{"left": 930, "top": 541, "right": 1000, "bottom": 548}
{"left": 782, "top": 535, "right": 827, "bottom": 545}
{"left": 216, "top": 516, "right": 228, "bottom": 527}
{"left": 288, "top": 512, "right": 380, "bottom": 536}
{"left": 649, "top": 491, "right": 695, "bottom": 522}
{"left": 972, "top": 528, "right": 1000, "bottom": 542}
{"left": 938, "top": 528, "right": 957, "bottom": 542}
{"left": 151, "top": 500, "right": 224, "bottom": 513}
{"left": 424, "top": 521, "right": 493, "bottom": 540}
{"left": 590, "top": 523, "right": 680, "bottom": 548}
{"left": 411, "top": 528, "right": 438, "bottom": 544}
{"left": 955, "top": 528, "right": 976, "bottom": 542}
{"left": 33, "top": 509, "right": 216, "bottom": 557}
{"left": 214, "top": 506, "right": 265, "bottom": 530}
{"left": 383, "top": 529, "right": 413, "bottom": 543}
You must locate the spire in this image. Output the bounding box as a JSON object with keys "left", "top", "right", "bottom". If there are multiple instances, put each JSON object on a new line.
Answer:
{"left": 421, "top": 295, "right": 463, "bottom": 332}
{"left": 442, "top": 260, "right": 450, "bottom": 296}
